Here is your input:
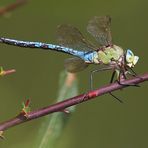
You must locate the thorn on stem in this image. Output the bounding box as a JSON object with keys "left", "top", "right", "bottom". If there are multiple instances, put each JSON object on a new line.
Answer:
{"left": 61, "top": 109, "right": 70, "bottom": 114}
{"left": 21, "top": 99, "right": 31, "bottom": 118}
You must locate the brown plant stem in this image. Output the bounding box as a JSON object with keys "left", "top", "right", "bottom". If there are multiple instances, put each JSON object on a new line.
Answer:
{"left": 0, "top": 73, "right": 147, "bottom": 132}
{"left": 0, "top": 0, "right": 27, "bottom": 15}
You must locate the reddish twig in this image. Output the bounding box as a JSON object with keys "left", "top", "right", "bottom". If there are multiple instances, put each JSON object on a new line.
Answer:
{"left": 0, "top": 0, "right": 27, "bottom": 15}
{"left": 0, "top": 67, "right": 16, "bottom": 76}
{"left": 0, "top": 73, "right": 147, "bottom": 132}
{"left": 0, "top": 69, "right": 16, "bottom": 76}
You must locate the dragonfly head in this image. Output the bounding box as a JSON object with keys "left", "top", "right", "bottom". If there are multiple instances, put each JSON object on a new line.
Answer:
{"left": 125, "top": 49, "right": 139, "bottom": 68}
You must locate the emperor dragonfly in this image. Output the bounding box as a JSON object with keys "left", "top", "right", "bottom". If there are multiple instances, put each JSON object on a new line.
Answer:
{"left": 0, "top": 16, "right": 139, "bottom": 101}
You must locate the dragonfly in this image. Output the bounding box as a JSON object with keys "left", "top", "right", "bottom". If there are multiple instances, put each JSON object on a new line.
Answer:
{"left": 0, "top": 16, "right": 139, "bottom": 101}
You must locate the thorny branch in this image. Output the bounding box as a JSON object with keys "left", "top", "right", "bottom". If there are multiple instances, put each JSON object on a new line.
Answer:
{"left": 0, "top": 72, "right": 147, "bottom": 136}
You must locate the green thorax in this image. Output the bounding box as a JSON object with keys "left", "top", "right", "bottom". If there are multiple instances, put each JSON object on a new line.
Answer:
{"left": 98, "top": 45, "right": 124, "bottom": 64}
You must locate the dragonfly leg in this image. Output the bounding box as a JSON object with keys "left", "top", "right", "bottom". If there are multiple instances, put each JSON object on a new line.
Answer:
{"left": 110, "top": 70, "right": 116, "bottom": 83}
{"left": 117, "top": 79, "right": 140, "bottom": 88}
{"left": 109, "top": 92, "right": 123, "bottom": 103}
{"left": 117, "top": 71, "right": 140, "bottom": 87}
{"left": 127, "top": 68, "right": 142, "bottom": 87}
{"left": 90, "top": 67, "right": 112, "bottom": 90}
{"left": 127, "top": 68, "right": 142, "bottom": 83}
{"left": 109, "top": 71, "right": 123, "bottom": 103}
{"left": 128, "top": 68, "right": 137, "bottom": 77}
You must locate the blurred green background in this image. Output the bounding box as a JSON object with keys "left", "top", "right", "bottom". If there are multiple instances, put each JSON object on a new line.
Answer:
{"left": 0, "top": 0, "right": 148, "bottom": 147}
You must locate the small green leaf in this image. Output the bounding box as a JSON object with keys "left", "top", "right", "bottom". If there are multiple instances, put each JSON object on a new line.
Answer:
{"left": 0, "top": 67, "right": 4, "bottom": 76}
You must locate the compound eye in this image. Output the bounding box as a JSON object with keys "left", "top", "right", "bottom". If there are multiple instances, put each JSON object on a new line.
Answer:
{"left": 133, "top": 56, "right": 139, "bottom": 65}
{"left": 126, "top": 49, "right": 134, "bottom": 63}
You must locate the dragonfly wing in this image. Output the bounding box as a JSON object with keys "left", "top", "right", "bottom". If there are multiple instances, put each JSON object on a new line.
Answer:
{"left": 64, "top": 57, "right": 89, "bottom": 73}
{"left": 87, "top": 16, "right": 112, "bottom": 46}
{"left": 56, "top": 24, "right": 96, "bottom": 51}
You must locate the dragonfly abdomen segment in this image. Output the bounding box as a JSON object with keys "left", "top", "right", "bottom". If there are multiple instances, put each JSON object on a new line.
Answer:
{"left": 0, "top": 37, "right": 85, "bottom": 55}
{"left": 0, "top": 37, "right": 99, "bottom": 64}
{"left": 80, "top": 51, "right": 99, "bottom": 64}
{"left": 0, "top": 38, "right": 70, "bottom": 52}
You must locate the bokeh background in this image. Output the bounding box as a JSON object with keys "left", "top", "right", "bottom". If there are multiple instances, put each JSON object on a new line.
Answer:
{"left": 0, "top": 0, "right": 148, "bottom": 148}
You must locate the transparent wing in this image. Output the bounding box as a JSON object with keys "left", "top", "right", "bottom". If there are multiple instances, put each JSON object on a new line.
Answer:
{"left": 56, "top": 24, "right": 96, "bottom": 51}
{"left": 87, "top": 16, "right": 112, "bottom": 46}
{"left": 64, "top": 57, "right": 89, "bottom": 73}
